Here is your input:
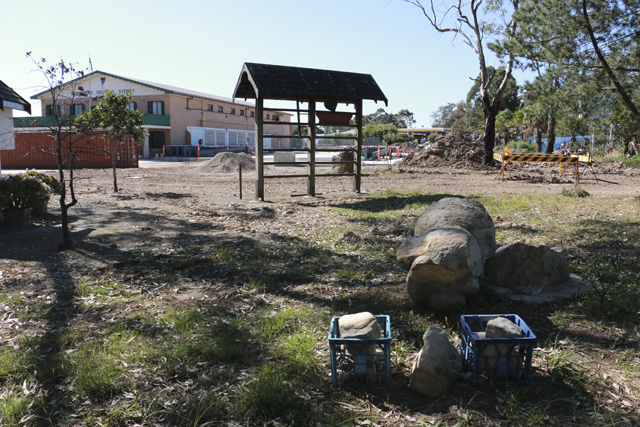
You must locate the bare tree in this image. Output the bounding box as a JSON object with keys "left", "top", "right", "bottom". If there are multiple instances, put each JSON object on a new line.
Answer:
{"left": 25, "top": 53, "right": 97, "bottom": 249}
{"left": 404, "top": 0, "right": 520, "bottom": 165}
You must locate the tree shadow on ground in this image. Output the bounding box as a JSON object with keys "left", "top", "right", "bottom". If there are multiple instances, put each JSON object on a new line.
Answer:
{"left": 332, "top": 193, "right": 459, "bottom": 213}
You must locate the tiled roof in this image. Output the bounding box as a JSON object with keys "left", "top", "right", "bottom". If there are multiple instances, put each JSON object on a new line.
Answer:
{"left": 0, "top": 80, "right": 31, "bottom": 114}
{"left": 233, "top": 63, "right": 388, "bottom": 105}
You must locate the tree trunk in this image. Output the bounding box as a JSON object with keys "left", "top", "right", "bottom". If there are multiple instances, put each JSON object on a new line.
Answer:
{"left": 483, "top": 110, "right": 497, "bottom": 166}
{"left": 112, "top": 153, "right": 119, "bottom": 193}
{"left": 57, "top": 169, "right": 73, "bottom": 250}
{"left": 535, "top": 128, "right": 543, "bottom": 152}
{"left": 546, "top": 114, "right": 556, "bottom": 154}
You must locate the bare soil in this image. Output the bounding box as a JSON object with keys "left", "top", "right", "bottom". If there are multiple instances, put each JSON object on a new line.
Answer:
{"left": 1, "top": 155, "right": 640, "bottom": 425}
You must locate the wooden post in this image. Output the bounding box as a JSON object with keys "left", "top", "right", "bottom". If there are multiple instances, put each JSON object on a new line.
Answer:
{"left": 307, "top": 100, "right": 316, "bottom": 196}
{"left": 255, "top": 97, "right": 264, "bottom": 200}
{"left": 354, "top": 99, "right": 363, "bottom": 193}
{"left": 239, "top": 163, "right": 243, "bottom": 199}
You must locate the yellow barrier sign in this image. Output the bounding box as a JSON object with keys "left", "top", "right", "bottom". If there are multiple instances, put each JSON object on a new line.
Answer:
{"left": 493, "top": 151, "right": 598, "bottom": 182}
{"left": 493, "top": 152, "right": 578, "bottom": 163}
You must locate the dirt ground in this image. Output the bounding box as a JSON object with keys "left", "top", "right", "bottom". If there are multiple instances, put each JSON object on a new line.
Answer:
{"left": 2, "top": 155, "right": 640, "bottom": 425}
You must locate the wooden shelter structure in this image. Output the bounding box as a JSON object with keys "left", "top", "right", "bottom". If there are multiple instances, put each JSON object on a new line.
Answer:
{"left": 233, "top": 63, "right": 387, "bottom": 200}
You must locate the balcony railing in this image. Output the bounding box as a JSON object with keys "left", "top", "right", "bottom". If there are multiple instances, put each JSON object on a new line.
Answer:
{"left": 142, "top": 114, "right": 170, "bottom": 126}
{"left": 14, "top": 114, "right": 171, "bottom": 128}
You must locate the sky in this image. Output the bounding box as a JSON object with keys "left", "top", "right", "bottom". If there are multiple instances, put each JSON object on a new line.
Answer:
{"left": 0, "top": 0, "right": 533, "bottom": 127}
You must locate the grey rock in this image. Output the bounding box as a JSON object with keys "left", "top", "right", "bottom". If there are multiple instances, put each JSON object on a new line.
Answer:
{"left": 485, "top": 317, "right": 524, "bottom": 339}
{"left": 484, "top": 243, "right": 570, "bottom": 288}
{"left": 401, "top": 227, "right": 483, "bottom": 310}
{"left": 410, "top": 326, "right": 462, "bottom": 397}
{"left": 414, "top": 197, "right": 496, "bottom": 261}
{"left": 479, "top": 317, "right": 524, "bottom": 378}
{"left": 331, "top": 151, "right": 354, "bottom": 174}
{"left": 338, "top": 312, "right": 380, "bottom": 339}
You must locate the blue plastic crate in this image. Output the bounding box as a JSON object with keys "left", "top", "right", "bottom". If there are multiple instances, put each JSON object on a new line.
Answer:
{"left": 329, "top": 315, "right": 391, "bottom": 388}
{"left": 460, "top": 314, "right": 536, "bottom": 385}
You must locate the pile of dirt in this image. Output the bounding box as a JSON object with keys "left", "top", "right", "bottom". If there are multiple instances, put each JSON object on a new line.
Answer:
{"left": 199, "top": 152, "right": 255, "bottom": 173}
{"left": 394, "top": 133, "right": 485, "bottom": 170}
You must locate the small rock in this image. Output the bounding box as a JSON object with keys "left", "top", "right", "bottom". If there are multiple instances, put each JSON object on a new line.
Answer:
{"left": 410, "top": 326, "right": 462, "bottom": 397}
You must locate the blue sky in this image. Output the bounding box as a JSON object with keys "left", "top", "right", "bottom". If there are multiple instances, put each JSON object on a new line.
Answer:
{"left": 0, "top": 0, "right": 532, "bottom": 126}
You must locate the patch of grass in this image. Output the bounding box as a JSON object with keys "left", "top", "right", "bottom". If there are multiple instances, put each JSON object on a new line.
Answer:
{"left": 0, "top": 387, "right": 31, "bottom": 426}
{"left": 561, "top": 185, "right": 590, "bottom": 198}
{"left": 234, "top": 364, "right": 308, "bottom": 423}
{"left": 0, "top": 348, "right": 30, "bottom": 382}
{"left": 278, "top": 330, "right": 321, "bottom": 376}
{"left": 76, "top": 278, "right": 131, "bottom": 300}
{"left": 63, "top": 329, "right": 147, "bottom": 398}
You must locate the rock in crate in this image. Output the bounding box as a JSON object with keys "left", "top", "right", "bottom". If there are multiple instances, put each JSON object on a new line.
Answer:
{"left": 460, "top": 314, "right": 536, "bottom": 385}
{"left": 329, "top": 314, "right": 392, "bottom": 388}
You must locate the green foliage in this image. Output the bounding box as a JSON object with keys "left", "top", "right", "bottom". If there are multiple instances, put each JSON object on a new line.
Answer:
{"left": 0, "top": 174, "right": 50, "bottom": 210}
{"left": 466, "top": 66, "right": 522, "bottom": 131}
{"left": 23, "top": 171, "right": 62, "bottom": 195}
{"left": 0, "top": 387, "right": 31, "bottom": 426}
{"left": 235, "top": 364, "right": 307, "bottom": 423}
{"left": 362, "top": 123, "right": 410, "bottom": 145}
{"left": 362, "top": 108, "right": 415, "bottom": 128}
{"left": 74, "top": 90, "right": 145, "bottom": 143}
{"left": 561, "top": 185, "right": 590, "bottom": 198}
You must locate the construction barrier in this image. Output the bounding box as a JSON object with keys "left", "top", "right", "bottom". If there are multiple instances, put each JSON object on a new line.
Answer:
{"left": 493, "top": 151, "right": 598, "bottom": 182}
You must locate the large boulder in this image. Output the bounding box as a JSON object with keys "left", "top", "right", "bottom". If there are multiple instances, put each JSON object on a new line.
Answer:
{"left": 483, "top": 243, "right": 584, "bottom": 303}
{"left": 399, "top": 227, "right": 483, "bottom": 310}
{"left": 331, "top": 150, "right": 354, "bottom": 174}
{"left": 410, "top": 326, "right": 462, "bottom": 397}
{"left": 414, "top": 197, "right": 496, "bottom": 262}
{"left": 484, "top": 243, "right": 570, "bottom": 288}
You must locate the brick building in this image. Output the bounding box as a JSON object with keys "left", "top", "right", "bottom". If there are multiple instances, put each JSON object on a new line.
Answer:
{"left": 27, "top": 71, "right": 292, "bottom": 158}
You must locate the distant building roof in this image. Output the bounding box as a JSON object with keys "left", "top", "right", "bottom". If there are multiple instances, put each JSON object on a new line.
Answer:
{"left": 30, "top": 70, "right": 260, "bottom": 110}
{"left": 0, "top": 80, "right": 31, "bottom": 114}
{"left": 233, "top": 63, "right": 388, "bottom": 105}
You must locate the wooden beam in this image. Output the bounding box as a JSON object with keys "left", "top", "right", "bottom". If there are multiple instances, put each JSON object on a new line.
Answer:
{"left": 307, "top": 101, "right": 316, "bottom": 196}
{"left": 354, "top": 99, "right": 363, "bottom": 193}
{"left": 255, "top": 97, "right": 264, "bottom": 200}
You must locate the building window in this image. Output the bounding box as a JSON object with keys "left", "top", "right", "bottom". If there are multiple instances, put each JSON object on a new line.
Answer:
{"left": 265, "top": 114, "right": 270, "bottom": 120}
{"left": 71, "top": 104, "right": 85, "bottom": 115}
{"left": 126, "top": 102, "right": 137, "bottom": 111}
{"left": 250, "top": 111, "right": 255, "bottom": 117}
{"left": 45, "top": 105, "right": 61, "bottom": 116}
{"left": 230, "top": 108, "right": 236, "bottom": 115}
{"left": 148, "top": 101, "right": 164, "bottom": 115}
{"left": 274, "top": 115, "right": 280, "bottom": 121}
{"left": 207, "top": 104, "right": 213, "bottom": 111}
{"left": 217, "top": 106, "right": 223, "bottom": 113}
{"left": 239, "top": 109, "right": 244, "bottom": 116}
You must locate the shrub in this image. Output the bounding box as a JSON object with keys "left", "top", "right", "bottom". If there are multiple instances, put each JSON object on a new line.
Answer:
{"left": 23, "top": 171, "right": 62, "bottom": 195}
{"left": 0, "top": 175, "right": 51, "bottom": 210}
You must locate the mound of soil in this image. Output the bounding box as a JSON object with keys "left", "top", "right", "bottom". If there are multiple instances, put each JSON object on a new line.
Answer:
{"left": 394, "top": 133, "right": 485, "bottom": 170}
{"left": 199, "top": 152, "right": 255, "bottom": 173}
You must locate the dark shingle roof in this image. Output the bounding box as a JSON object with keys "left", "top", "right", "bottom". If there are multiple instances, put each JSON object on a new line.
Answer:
{"left": 0, "top": 80, "right": 31, "bottom": 114}
{"left": 233, "top": 63, "right": 388, "bottom": 105}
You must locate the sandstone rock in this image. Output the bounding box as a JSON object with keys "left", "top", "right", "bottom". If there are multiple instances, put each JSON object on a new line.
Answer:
{"left": 485, "top": 317, "right": 524, "bottom": 339}
{"left": 400, "top": 227, "right": 483, "bottom": 310}
{"left": 338, "top": 312, "right": 380, "bottom": 339}
{"left": 410, "top": 326, "right": 462, "bottom": 397}
{"left": 338, "top": 312, "right": 382, "bottom": 383}
{"left": 331, "top": 150, "right": 354, "bottom": 174}
{"left": 414, "top": 197, "right": 496, "bottom": 261}
{"left": 484, "top": 243, "right": 570, "bottom": 288}
{"left": 479, "top": 317, "right": 524, "bottom": 378}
